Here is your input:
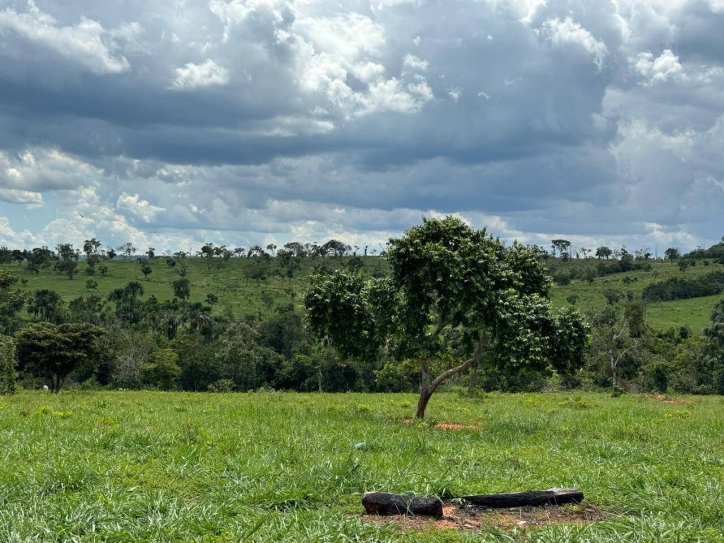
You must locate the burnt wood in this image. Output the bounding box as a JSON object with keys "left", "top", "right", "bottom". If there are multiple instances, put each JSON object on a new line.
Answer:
{"left": 362, "top": 492, "right": 444, "bottom": 517}
{"left": 461, "top": 488, "right": 584, "bottom": 508}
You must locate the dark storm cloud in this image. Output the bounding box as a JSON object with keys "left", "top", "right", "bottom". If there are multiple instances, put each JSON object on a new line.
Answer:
{"left": 0, "top": 0, "right": 722, "bottom": 251}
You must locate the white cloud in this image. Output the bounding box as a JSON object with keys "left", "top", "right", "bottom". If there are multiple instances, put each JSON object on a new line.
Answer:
{"left": 0, "top": 0, "right": 139, "bottom": 74}
{"left": 0, "top": 188, "right": 43, "bottom": 205}
{"left": 117, "top": 192, "right": 165, "bottom": 223}
{"left": 289, "top": 13, "right": 432, "bottom": 117}
{"left": 632, "top": 49, "right": 686, "bottom": 86}
{"left": 402, "top": 53, "right": 429, "bottom": 71}
{"left": 171, "top": 59, "right": 229, "bottom": 89}
{"left": 540, "top": 17, "right": 608, "bottom": 70}
{"left": 208, "top": 0, "right": 286, "bottom": 41}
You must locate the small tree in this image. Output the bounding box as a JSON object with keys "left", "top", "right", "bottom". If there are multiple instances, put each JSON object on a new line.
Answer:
{"left": 142, "top": 349, "right": 180, "bottom": 390}
{"left": 596, "top": 246, "right": 612, "bottom": 259}
{"left": 0, "top": 335, "right": 17, "bottom": 394}
{"left": 139, "top": 259, "right": 153, "bottom": 280}
{"left": 665, "top": 247, "right": 681, "bottom": 261}
{"left": 172, "top": 278, "right": 191, "bottom": 301}
{"left": 305, "top": 217, "right": 589, "bottom": 419}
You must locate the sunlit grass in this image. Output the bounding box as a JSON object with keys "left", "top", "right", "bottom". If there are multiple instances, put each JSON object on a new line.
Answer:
{"left": 1, "top": 391, "right": 722, "bottom": 542}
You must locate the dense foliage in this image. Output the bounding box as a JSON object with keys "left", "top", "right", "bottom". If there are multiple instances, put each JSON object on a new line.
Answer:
{"left": 642, "top": 271, "right": 724, "bottom": 303}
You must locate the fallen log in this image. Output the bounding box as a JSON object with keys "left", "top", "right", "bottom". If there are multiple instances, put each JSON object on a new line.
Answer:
{"left": 461, "top": 488, "right": 583, "bottom": 508}
{"left": 362, "top": 492, "right": 444, "bottom": 517}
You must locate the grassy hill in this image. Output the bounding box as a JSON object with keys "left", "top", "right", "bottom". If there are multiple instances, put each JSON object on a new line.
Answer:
{"left": 5, "top": 255, "right": 389, "bottom": 319}
{"left": 5, "top": 254, "right": 723, "bottom": 332}
{"left": 547, "top": 258, "right": 724, "bottom": 333}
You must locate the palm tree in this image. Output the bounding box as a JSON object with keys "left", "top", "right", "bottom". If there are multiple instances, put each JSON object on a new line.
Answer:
{"left": 27, "top": 289, "right": 64, "bottom": 322}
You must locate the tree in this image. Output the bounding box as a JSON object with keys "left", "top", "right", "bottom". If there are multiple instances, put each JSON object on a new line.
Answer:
{"left": 595, "top": 246, "right": 611, "bottom": 259}
{"left": 55, "top": 260, "right": 79, "bottom": 280}
{"left": 172, "top": 278, "right": 191, "bottom": 301}
{"left": 56, "top": 243, "right": 79, "bottom": 262}
{"left": 27, "top": 289, "right": 64, "bottom": 322}
{"left": 83, "top": 238, "right": 104, "bottom": 268}
{"left": 665, "top": 247, "right": 681, "bottom": 261}
{"left": 0, "top": 335, "right": 17, "bottom": 394}
{"left": 705, "top": 300, "right": 724, "bottom": 349}
{"left": 322, "top": 239, "right": 351, "bottom": 257}
{"left": 142, "top": 349, "right": 180, "bottom": 390}
{"left": 106, "top": 248, "right": 117, "bottom": 260}
{"left": 146, "top": 247, "right": 156, "bottom": 259}
{"left": 16, "top": 322, "right": 105, "bottom": 393}
{"left": 551, "top": 239, "right": 571, "bottom": 258}
{"left": 0, "top": 270, "right": 27, "bottom": 333}
{"left": 117, "top": 243, "right": 136, "bottom": 260}
{"left": 139, "top": 259, "right": 153, "bottom": 279}
{"left": 590, "top": 313, "right": 637, "bottom": 389}
{"left": 305, "top": 217, "right": 589, "bottom": 419}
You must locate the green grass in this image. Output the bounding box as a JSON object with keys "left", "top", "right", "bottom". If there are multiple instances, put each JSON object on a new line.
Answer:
{"left": 1, "top": 390, "right": 723, "bottom": 542}
{"left": 8, "top": 257, "right": 389, "bottom": 318}
{"left": 7, "top": 256, "right": 724, "bottom": 332}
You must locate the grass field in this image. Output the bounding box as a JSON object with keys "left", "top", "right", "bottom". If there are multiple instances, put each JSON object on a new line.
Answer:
{"left": 1, "top": 390, "right": 722, "bottom": 542}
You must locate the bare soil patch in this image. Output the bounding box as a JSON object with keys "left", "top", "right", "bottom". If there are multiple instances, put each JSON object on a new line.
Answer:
{"left": 654, "top": 394, "right": 691, "bottom": 405}
{"left": 363, "top": 503, "right": 609, "bottom": 533}
{"left": 400, "top": 419, "right": 480, "bottom": 431}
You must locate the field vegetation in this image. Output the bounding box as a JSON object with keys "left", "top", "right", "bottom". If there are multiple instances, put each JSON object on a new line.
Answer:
{"left": 1, "top": 390, "right": 722, "bottom": 542}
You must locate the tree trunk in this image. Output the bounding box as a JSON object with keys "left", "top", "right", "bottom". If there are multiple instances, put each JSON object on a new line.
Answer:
{"left": 468, "top": 359, "right": 479, "bottom": 393}
{"left": 416, "top": 363, "right": 432, "bottom": 419}
{"left": 461, "top": 488, "right": 583, "bottom": 508}
{"left": 362, "top": 492, "right": 443, "bottom": 517}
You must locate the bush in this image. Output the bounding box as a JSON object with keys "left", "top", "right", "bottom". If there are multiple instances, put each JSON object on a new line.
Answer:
{"left": 208, "top": 379, "right": 235, "bottom": 392}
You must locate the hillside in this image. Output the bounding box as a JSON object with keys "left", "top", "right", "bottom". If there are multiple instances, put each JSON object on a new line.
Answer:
{"left": 547, "top": 257, "right": 724, "bottom": 333}
{"left": 4, "top": 254, "right": 723, "bottom": 332}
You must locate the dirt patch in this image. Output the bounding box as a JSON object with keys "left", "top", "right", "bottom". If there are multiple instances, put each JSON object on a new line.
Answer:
{"left": 363, "top": 503, "right": 609, "bottom": 533}
{"left": 654, "top": 394, "right": 690, "bottom": 405}
{"left": 401, "top": 419, "right": 480, "bottom": 431}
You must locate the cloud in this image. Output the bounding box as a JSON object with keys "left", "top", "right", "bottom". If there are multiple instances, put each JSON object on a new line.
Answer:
{"left": 539, "top": 17, "right": 608, "bottom": 69}
{"left": 402, "top": 53, "right": 429, "bottom": 71}
{"left": 0, "top": 0, "right": 722, "bottom": 252}
{"left": 0, "top": 0, "right": 138, "bottom": 74}
{"left": 171, "top": 59, "right": 230, "bottom": 89}
{"left": 632, "top": 49, "right": 686, "bottom": 85}
{"left": 116, "top": 192, "right": 166, "bottom": 223}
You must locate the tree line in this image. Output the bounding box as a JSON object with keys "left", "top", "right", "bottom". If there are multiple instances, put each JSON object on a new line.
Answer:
{"left": 0, "top": 222, "right": 723, "bottom": 418}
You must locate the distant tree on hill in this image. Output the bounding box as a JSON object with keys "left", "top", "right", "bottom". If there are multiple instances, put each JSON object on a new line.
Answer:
{"left": 665, "top": 247, "right": 681, "bottom": 261}
{"left": 172, "top": 278, "right": 191, "bottom": 301}
{"left": 117, "top": 243, "right": 136, "bottom": 260}
{"left": 139, "top": 259, "right": 153, "bottom": 279}
{"left": 551, "top": 239, "right": 571, "bottom": 258}
{"left": 596, "top": 246, "right": 612, "bottom": 259}
{"left": 55, "top": 260, "right": 78, "bottom": 280}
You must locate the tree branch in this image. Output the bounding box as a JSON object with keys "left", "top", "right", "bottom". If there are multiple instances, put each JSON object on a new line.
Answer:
{"left": 429, "top": 330, "right": 487, "bottom": 392}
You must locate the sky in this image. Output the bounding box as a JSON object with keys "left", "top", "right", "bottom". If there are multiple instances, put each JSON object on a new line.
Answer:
{"left": 0, "top": 0, "right": 723, "bottom": 255}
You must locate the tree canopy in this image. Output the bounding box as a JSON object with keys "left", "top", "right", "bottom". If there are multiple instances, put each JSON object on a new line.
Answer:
{"left": 16, "top": 322, "right": 106, "bottom": 393}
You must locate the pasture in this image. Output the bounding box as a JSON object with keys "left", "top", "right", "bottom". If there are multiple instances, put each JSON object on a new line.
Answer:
{"left": 1, "top": 391, "right": 722, "bottom": 542}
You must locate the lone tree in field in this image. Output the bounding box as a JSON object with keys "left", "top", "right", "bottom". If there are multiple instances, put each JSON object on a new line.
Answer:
{"left": 305, "top": 217, "right": 589, "bottom": 419}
